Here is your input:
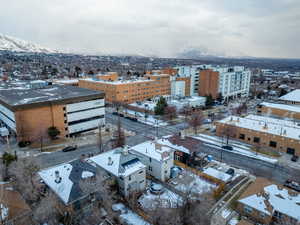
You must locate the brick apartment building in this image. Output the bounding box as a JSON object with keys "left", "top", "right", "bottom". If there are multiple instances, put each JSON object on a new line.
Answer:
{"left": 258, "top": 102, "right": 300, "bottom": 121}
{"left": 216, "top": 115, "right": 300, "bottom": 156}
{"left": 199, "top": 66, "right": 251, "bottom": 100}
{"left": 0, "top": 85, "right": 105, "bottom": 142}
{"left": 79, "top": 73, "right": 171, "bottom": 103}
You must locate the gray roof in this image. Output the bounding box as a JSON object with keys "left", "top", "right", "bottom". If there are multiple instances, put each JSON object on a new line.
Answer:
{"left": 0, "top": 85, "right": 104, "bottom": 110}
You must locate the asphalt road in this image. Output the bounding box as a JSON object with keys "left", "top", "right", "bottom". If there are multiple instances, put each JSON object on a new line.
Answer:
{"left": 36, "top": 113, "right": 298, "bottom": 184}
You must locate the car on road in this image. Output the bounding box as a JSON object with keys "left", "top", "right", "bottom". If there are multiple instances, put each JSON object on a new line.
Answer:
{"left": 291, "top": 155, "right": 299, "bottom": 162}
{"left": 112, "top": 112, "right": 119, "bottom": 116}
{"left": 222, "top": 145, "right": 233, "bottom": 151}
{"left": 62, "top": 145, "right": 77, "bottom": 152}
{"left": 284, "top": 179, "right": 300, "bottom": 192}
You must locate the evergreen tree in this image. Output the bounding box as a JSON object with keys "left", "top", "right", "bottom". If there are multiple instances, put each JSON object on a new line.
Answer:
{"left": 205, "top": 94, "right": 214, "bottom": 107}
{"left": 154, "top": 96, "right": 168, "bottom": 115}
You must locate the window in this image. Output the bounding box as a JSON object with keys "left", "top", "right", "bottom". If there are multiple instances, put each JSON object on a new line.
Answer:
{"left": 269, "top": 141, "right": 277, "bottom": 148}
{"left": 244, "top": 205, "right": 253, "bottom": 214}
{"left": 149, "top": 166, "right": 152, "bottom": 171}
{"left": 239, "top": 134, "right": 245, "bottom": 140}
{"left": 253, "top": 137, "right": 260, "bottom": 143}
{"left": 139, "top": 170, "right": 143, "bottom": 174}
{"left": 149, "top": 157, "right": 152, "bottom": 162}
{"left": 128, "top": 175, "right": 131, "bottom": 181}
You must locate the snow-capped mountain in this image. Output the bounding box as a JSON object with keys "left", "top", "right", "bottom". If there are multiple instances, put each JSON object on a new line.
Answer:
{"left": 176, "top": 47, "right": 225, "bottom": 59}
{"left": 0, "top": 33, "right": 59, "bottom": 54}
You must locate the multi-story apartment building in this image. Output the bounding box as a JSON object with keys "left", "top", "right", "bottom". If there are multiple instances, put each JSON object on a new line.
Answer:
{"left": 174, "top": 65, "right": 208, "bottom": 96}
{"left": 199, "top": 66, "right": 251, "bottom": 99}
{"left": 258, "top": 102, "right": 300, "bottom": 121}
{"left": 237, "top": 177, "right": 300, "bottom": 224}
{"left": 216, "top": 115, "right": 300, "bottom": 156}
{"left": 89, "top": 147, "right": 146, "bottom": 197}
{"left": 78, "top": 75, "right": 170, "bottom": 104}
{"left": 130, "top": 140, "right": 174, "bottom": 182}
{"left": 174, "top": 65, "right": 251, "bottom": 99}
{"left": 0, "top": 85, "right": 105, "bottom": 142}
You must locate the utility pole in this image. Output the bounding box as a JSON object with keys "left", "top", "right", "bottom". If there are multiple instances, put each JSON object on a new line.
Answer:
{"left": 98, "top": 122, "right": 103, "bottom": 153}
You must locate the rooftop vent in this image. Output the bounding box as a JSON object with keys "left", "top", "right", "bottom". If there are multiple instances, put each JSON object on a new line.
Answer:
{"left": 108, "top": 157, "right": 113, "bottom": 166}
{"left": 54, "top": 171, "right": 62, "bottom": 184}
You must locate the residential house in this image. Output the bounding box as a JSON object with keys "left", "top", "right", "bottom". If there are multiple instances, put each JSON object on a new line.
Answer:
{"left": 237, "top": 177, "right": 300, "bottom": 224}
{"left": 89, "top": 147, "right": 146, "bottom": 197}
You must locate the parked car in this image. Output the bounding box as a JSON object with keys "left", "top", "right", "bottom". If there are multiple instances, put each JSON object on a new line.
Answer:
{"left": 226, "top": 168, "right": 235, "bottom": 176}
{"left": 62, "top": 145, "right": 77, "bottom": 152}
{"left": 284, "top": 180, "right": 300, "bottom": 192}
{"left": 112, "top": 112, "right": 119, "bottom": 116}
{"left": 291, "top": 155, "right": 299, "bottom": 162}
{"left": 222, "top": 145, "right": 233, "bottom": 151}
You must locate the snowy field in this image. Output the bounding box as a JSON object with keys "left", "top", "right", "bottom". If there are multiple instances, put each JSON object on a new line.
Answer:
{"left": 112, "top": 203, "right": 151, "bottom": 225}
{"left": 138, "top": 188, "right": 182, "bottom": 210}
{"left": 169, "top": 170, "right": 217, "bottom": 199}
{"left": 125, "top": 109, "right": 168, "bottom": 127}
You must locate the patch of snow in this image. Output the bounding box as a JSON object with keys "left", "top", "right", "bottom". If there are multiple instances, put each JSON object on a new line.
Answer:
{"left": 81, "top": 171, "right": 94, "bottom": 179}
{"left": 112, "top": 203, "right": 151, "bottom": 225}
{"left": 139, "top": 188, "right": 182, "bottom": 210}
{"left": 0, "top": 204, "right": 9, "bottom": 221}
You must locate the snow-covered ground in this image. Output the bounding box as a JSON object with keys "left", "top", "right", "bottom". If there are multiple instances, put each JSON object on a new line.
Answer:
{"left": 138, "top": 188, "right": 182, "bottom": 210}
{"left": 194, "top": 134, "right": 278, "bottom": 163}
{"left": 112, "top": 203, "right": 151, "bottom": 225}
{"left": 169, "top": 170, "right": 216, "bottom": 198}
{"left": 125, "top": 109, "right": 168, "bottom": 127}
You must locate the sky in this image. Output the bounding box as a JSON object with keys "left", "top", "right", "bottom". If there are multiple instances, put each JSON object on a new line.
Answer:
{"left": 0, "top": 0, "right": 299, "bottom": 58}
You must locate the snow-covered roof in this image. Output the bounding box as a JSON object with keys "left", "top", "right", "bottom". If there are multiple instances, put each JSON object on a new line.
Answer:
{"left": 157, "top": 137, "right": 190, "bottom": 154}
{"left": 203, "top": 167, "right": 232, "bottom": 182}
{"left": 54, "top": 79, "right": 79, "bottom": 84}
{"left": 38, "top": 159, "right": 96, "bottom": 205}
{"left": 279, "top": 89, "right": 300, "bottom": 103}
{"left": 239, "top": 184, "right": 300, "bottom": 220}
{"left": 218, "top": 114, "right": 300, "bottom": 141}
{"left": 130, "top": 140, "right": 174, "bottom": 161}
{"left": 80, "top": 78, "right": 154, "bottom": 85}
{"left": 89, "top": 148, "right": 145, "bottom": 177}
{"left": 261, "top": 102, "right": 300, "bottom": 113}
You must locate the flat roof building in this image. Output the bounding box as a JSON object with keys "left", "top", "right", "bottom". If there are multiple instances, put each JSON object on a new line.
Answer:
{"left": 0, "top": 84, "right": 105, "bottom": 142}
{"left": 258, "top": 102, "right": 300, "bottom": 121}
{"left": 216, "top": 114, "right": 300, "bottom": 156}
{"left": 78, "top": 75, "right": 170, "bottom": 103}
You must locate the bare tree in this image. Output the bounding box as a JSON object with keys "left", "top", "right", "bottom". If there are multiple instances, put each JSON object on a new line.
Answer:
{"left": 180, "top": 105, "right": 192, "bottom": 122}
{"left": 221, "top": 125, "right": 237, "bottom": 145}
{"left": 112, "top": 117, "right": 125, "bottom": 148}
{"left": 8, "top": 156, "right": 40, "bottom": 203}
{"left": 164, "top": 106, "right": 177, "bottom": 121}
{"left": 32, "top": 192, "right": 59, "bottom": 225}
{"left": 188, "top": 112, "right": 203, "bottom": 134}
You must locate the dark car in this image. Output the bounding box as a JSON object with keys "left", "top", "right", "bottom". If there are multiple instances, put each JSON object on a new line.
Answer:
{"left": 284, "top": 180, "right": 300, "bottom": 192}
{"left": 291, "top": 155, "right": 299, "bottom": 162}
{"left": 62, "top": 145, "right": 77, "bottom": 152}
{"left": 222, "top": 145, "right": 233, "bottom": 151}
{"left": 112, "top": 112, "right": 119, "bottom": 116}
{"left": 226, "top": 168, "right": 235, "bottom": 176}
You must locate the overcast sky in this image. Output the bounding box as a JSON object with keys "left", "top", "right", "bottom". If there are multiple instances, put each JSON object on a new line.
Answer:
{"left": 1, "top": 0, "right": 299, "bottom": 58}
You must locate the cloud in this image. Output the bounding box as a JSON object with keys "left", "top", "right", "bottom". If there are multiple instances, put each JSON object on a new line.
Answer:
{"left": 0, "top": 0, "right": 299, "bottom": 58}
